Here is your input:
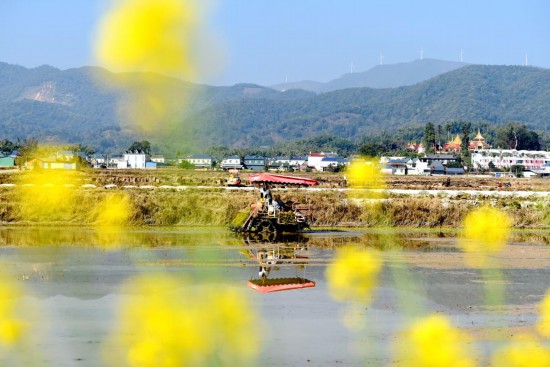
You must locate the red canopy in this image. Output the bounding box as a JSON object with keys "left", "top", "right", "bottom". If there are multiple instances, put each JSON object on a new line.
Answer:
{"left": 248, "top": 173, "right": 318, "bottom": 186}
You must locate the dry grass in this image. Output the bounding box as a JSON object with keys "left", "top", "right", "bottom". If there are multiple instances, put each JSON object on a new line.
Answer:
{"left": 0, "top": 168, "right": 548, "bottom": 228}
{"left": 0, "top": 185, "right": 548, "bottom": 229}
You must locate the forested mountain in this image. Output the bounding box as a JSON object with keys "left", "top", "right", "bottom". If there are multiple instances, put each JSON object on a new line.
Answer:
{"left": 0, "top": 62, "right": 312, "bottom": 151}
{"left": 271, "top": 59, "right": 468, "bottom": 92}
{"left": 0, "top": 61, "right": 548, "bottom": 152}
{"left": 189, "top": 65, "right": 550, "bottom": 148}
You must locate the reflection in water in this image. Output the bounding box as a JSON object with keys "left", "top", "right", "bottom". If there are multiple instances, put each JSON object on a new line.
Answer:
{"left": 244, "top": 242, "right": 315, "bottom": 293}
{"left": 0, "top": 227, "right": 550, "bottom": 365}
{"left": 0, "top": 271, "right": 42, "bottom": 365}
{"left": 0, "top": 226, "right": 232, "bottom": 249}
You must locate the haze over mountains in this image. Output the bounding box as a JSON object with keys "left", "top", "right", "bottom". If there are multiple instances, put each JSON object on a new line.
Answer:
{"left": 271, "top": 58, "right": 468, "bottom": 92}
{"left": 0, "top": 59, "right": 548, "bottom": 152}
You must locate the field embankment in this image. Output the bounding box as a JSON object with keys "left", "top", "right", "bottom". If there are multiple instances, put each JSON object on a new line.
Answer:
{"left": 0, "top": 181, "right": 548, "bottom": 228}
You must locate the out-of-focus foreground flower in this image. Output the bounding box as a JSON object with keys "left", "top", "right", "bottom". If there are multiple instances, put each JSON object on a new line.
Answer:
{"left": 94, "top": 192, "right": 133, "bottom": 227}
{"left": 346, "top": 157, "right": 386, "bottom": 198}
{"left": 395, "top": 314, "right": 476, "bottom": 367}
{"left": 326, "top": 247, "right": 382, "bottom": 304}
{"left": 17, "top": 167, "right": 79, "bottom": 223}
{"left": 459, "top": 206, "right": 512, "bottom": 267}
{"left": 491, "top": 334, "right": 550, "bottom": 367}
{"left": 537, "top": 290, "right": 550, "bottom": 338}
{"left": 0, "top": 273, "right": 28, "bottom": 348}
{"left": 103, "top": 274, "right": 262, "bottom": 367}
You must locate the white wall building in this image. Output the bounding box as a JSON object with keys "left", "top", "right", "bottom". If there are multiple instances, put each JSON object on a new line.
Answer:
{"left": 307, "top": 152, "right": 349, "bottom": 171}
{"left": 184, "top": 154, "right": 213, "bottom": 168}
{"left": 150, "top": 155, "right": 165, "bottom": 163}
{"left": 471, "top": 149, "right": 550, "bottom": 170}
{"left": 123, "top": 152, "right": 150, "bottom": 169}
{"left": 220, "top": 156, "right": 243, "bottom": 170}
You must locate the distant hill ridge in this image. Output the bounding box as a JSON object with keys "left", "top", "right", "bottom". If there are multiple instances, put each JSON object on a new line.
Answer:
{"left": 271, "top": 58, "right": 468, "bottom": 92}
{"left": 0, "top": 61, "right": 548, "bottom": 151}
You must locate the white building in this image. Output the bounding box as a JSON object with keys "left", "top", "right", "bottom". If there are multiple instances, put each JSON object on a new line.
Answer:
{"left": 183, "top": 154, "right": 213, "bottom": 168}
{"left": 221, "top": 156, "right": 243, "bottom": 170}
{"left": 307, "top": 152, "right": 349, "bottom": 171}
{"left": 107, "top": 156, "right": 127, "bottom": 169}
{"left": 123, "top": 152, "right": 150, "bottom": 169}
{"left": 150, "top": 155, "right": 165, "bottom": 163}
{"left": 471, "top": 149, "right": 550, "bottom": 170}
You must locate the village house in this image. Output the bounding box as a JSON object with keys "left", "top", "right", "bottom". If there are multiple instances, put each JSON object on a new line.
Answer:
{"left": 381, "top": 159, "right": 408, "bottom": 175}
{"left": 471, "top": 149, "right": 550, "bottom": 171}
{"left": 307, "top": 152, "right": 349, "bottom": 172}
{"left": 24, "top": 150, "right": 88, "bottom": 170}
{"left": 415, "top": 154, "right": 463, "bottom": 175}
{"left": 527, "top": 162, "right": 550, "bottom": 178}
{"left": 123, "top": 151, "right": 151, "bottom": 169}
{"left": 150, "top": 155, "right": 165, "bottom": 163}
{"left": 220, "top": 155, "right": 244, "bottom": 170}
{"left": 0, "top": 155, "right": 15, "bottom": 168}
{"left": 269, "top": 156, "right": 307, "bottom": 172}
{"left": 184, "top": 154, "right": 213, "bottom": 169}
{"left": 108, "top": 155, "right": 128, "bottom": 169}
{"left": 244, "top": 156, "right": 266, "bottom": 171}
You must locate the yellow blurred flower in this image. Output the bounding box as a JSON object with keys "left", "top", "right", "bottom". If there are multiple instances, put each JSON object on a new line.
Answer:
{"left": 0, "top": 275, "right": 28, "bottom": 348}
{"left": 326, "top": 247, "right": 382, "bottom": 304}
{"left": 491, "top": 336, "right": 550, "bottom": 367}
{"left": 95, "top": 0, "right": 198, "bottom": 78}
{"left": 94, "top": 0, "right": 203, "bottom": 134}
{"left": 459, "top": 206, "right": 512, "bottom": 267}
{"left": 17, "top": 167, "right": 79, "bottom": 222}
{"left": 103, "top": 274, "right": 262, "bottom": 367}
{"left": 395, "top": 314, "right": 476, "bottom": 367}
{"left": 94, "top": 192, "right": 133, "bottom": 227}
{"left": 346, "top": 157, "right": 386, "bottom": 198}
{"left": 537, "top": 290, "right": 550, "bottom": 338}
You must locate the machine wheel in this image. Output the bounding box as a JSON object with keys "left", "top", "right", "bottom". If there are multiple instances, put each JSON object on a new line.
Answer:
{"left": 252, "top": 220, "right": 277, "bottom": 241}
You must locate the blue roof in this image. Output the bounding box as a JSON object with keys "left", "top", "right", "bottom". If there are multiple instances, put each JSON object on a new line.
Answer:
{"left": 321, "top": 156, "right": 348, "bottom": 162}
{"left": 189, "top": 154, "right": 211, "bottom": 159}
{"left": 244, "top": 155, "right": 265, "bottom": 160}
{"left": 446, "top": 168, "right": 465, "bottom": 173}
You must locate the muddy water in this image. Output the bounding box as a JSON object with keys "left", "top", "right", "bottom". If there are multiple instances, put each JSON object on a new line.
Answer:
{"left": 0, "top": 227, "right": 549, "bottom": 366}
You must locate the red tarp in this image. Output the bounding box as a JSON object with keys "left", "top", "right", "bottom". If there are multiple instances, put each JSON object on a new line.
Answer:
{"left": 248, "top": 173, "right": 318, "bottom": 186}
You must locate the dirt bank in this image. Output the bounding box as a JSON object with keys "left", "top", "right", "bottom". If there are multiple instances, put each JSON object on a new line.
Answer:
{"left": 0, "top": 185, "right": 548, "bottom": 228}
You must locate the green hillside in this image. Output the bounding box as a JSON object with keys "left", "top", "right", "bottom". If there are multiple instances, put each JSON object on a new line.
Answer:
{"left": 0, "top": 62, "right": 548, "bottom": 152}
{"left": 190, "top": 65, "right": 550, "bottom": 147}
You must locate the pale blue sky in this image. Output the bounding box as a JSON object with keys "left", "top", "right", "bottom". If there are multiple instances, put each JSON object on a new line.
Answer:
{"left": 0, "top": 0, "right": 548, "bottom": 86}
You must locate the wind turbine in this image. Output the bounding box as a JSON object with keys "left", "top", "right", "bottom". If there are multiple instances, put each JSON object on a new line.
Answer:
{"left": 420, "top": 48, "right": 424, "bottom": 60}
{"left": 379, "top": 53, "right": 384, "bottom": 65}
{"left": 460, "top": 49, "right": 464, "bottom": 62}
{"left": 525, "top": 54, "right": 528, "bottom": 66}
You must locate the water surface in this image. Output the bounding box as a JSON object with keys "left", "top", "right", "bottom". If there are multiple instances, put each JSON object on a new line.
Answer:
{"left": 0, "top": 227, "right": 548, "bottom": 366}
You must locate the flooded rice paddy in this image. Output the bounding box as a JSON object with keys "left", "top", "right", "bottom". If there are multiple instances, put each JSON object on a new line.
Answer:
{"left": 0, "top": 227, "right": 549, "bottom": 366}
